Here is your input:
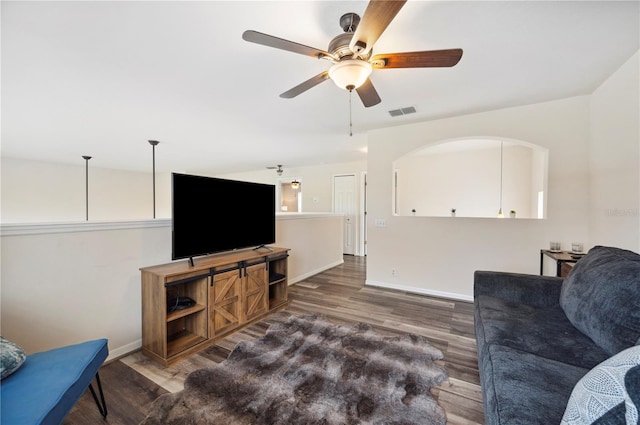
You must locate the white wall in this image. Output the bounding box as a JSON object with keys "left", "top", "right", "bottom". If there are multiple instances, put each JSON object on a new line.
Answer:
{"left": 367, "top": 96, "right": 592, "bottom": 300}
{"left": 276, "top": 213, "right": 344, "bottom": 283}
{"left": 589, "top": 51, "right": 640, "bottom": 252}
{"left": 0, "top": 214, "right": 342, "bottom": 357}
{"left": 0, "top": 221, "right": 170, "bottom": 357}
{"left": 1, "top": 156, "right": 365, "bottom": 223}
{"left": 395, "top": 143, "right": 538, "bottom": 218}
{"left": 366, "top": 47, "right": 640, "bottom": 300}
{"left": 1, "top": 157, "right": 172, "bottom": 223}
{"left": 0, "top": 156, "right": 350, "bottom": 357}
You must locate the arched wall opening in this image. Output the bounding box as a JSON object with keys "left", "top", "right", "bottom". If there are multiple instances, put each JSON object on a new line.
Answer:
{"left": 392, "top": 137, "right": 549, "bottom": 219}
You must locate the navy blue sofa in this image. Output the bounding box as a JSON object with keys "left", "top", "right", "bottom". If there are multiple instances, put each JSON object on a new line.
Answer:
{"left": 474, "top": 246, "right": 640, "bottom": 424}
{"left": 1, "top": 338, "right": 109, "bottom": 424}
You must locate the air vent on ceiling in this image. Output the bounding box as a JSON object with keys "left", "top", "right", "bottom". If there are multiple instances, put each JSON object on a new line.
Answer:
{"left": 388, "top": 106, "right": 417, "bottom": 117}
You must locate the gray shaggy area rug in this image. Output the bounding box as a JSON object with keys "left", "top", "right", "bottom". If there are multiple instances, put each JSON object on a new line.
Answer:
{"left": 140, "top": 313, "right": 448, "bottom": 425}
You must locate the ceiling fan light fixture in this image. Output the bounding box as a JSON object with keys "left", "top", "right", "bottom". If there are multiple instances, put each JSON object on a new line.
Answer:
{"left": 328, "top": 60, "right": 372, "bottom": 91}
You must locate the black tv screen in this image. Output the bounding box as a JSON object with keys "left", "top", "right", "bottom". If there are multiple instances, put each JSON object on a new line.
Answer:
{"left": 172, "top": 173, "right": 276, "bottom": 260}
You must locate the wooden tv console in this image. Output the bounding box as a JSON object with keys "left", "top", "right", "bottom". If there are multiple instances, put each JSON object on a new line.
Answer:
{"left": 140, "top": 246, "right": 289, "bottom": 366}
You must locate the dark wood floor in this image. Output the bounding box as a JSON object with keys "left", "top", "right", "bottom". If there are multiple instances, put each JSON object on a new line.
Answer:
{"left": 64, "top": 255, "right": 484, "bottom": 425}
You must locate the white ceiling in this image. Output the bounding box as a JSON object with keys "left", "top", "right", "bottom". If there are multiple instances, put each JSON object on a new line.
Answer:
{"left": 2, "top": 1, "right": 638, "bottom": 174}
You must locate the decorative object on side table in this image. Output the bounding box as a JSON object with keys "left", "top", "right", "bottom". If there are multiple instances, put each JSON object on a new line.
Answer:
{"left": 451, "top": 208, "right": 456, "bottom": 217}
{"left": 510, "top": 210, "right": 516, "bottom": 218}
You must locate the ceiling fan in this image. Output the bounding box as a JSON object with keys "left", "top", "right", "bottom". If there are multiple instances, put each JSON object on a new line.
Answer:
{"left": 266, "top": 165, "right": 284, "bottom": 176}
{"left": 242, "top": 0, "right": 463, "bottom": 108}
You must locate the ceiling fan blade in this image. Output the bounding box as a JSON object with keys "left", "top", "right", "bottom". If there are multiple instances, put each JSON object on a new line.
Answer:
{"left": 349, "top": 0, "right": 407, "bottom": 56}
{"left": 356, "top": 78, "right": 382, "bottom": 108}
{"left": 242, "top": 30, "right": 335, "bottom": 60}
{"left": 280, "top": 71, "right": 330, "bottom": 99}
{"left": 371, "top": 49, "right": 463, "bottom": 69}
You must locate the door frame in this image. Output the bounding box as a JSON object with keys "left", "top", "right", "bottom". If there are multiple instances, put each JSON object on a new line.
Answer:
{"left": 360, "top": 171, "right": 367, "bottom": 256}
{"left": 276, "top": 177, "right": 303, "bottom": 212}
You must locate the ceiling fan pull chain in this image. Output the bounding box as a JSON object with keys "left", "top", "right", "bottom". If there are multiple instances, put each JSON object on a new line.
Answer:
{"left": 349, "top": 89, "right": 353, "bottom": 137}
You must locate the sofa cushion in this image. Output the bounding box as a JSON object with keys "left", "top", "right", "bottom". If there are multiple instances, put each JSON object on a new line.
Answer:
{"left": 479, "top": 344, "right": 589, "bottom": 425}
{"left": 475, "top": 295, "right": 610, "bottom": 370}
{"left": 0, "top": 337, "right": 27, "bottom": 379}
{"left": 561, "top": 345, "right": 640, "bottom": 425}
{"left": 560, "top": 246, "right": 640, "bottom": 356}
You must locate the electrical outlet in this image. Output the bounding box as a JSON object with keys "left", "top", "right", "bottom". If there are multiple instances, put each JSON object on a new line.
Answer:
{"left": 391, "top": 269, "right": 397, "bottom": 276}
{"left": 375, "top": 219, "right": 386, "bottom": 227}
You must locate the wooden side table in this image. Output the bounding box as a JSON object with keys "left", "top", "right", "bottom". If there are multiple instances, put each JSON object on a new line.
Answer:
{"left": 540, "top": 250, "right": 585, "bottom": 277}
{"left": 560, "top": 261, "right": 575, "bottom": 277}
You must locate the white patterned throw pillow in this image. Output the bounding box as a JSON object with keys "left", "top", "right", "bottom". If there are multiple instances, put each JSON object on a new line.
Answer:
{"left": 561, "top": 345, "right": 640, "bottom": 425}
{"left": 0, "top": 336, "right": 27, "bottom": 379}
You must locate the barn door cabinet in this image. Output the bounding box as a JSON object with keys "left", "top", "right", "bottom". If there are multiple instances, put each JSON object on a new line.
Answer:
{"left": 209, "top": 261, "right": 268, "bottom": 338}
{"left": 140, "top": 247, "right": 289, "bottom": 366}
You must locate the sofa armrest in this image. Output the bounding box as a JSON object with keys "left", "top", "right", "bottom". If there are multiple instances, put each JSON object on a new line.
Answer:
{"left": 474, "top": 270, "right": 563, "bottom": 308}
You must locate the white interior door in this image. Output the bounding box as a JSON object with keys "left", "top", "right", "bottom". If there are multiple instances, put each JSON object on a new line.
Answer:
{"left": 333, "top": 174, "right": 357, "bottom": 255}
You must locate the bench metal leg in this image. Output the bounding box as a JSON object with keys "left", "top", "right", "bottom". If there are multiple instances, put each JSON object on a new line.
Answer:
{"left": 88, "top": 371, "right": 108, "bottom": 418}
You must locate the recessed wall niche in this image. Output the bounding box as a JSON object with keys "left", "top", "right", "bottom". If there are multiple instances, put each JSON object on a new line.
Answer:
{"left": 392, "top": 138, "right": 548, "bottom": 219}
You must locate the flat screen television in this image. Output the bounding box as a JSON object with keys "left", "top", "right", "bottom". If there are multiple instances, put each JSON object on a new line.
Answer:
{"left": 171, "top": 173, "right": 276, "bottom": 261}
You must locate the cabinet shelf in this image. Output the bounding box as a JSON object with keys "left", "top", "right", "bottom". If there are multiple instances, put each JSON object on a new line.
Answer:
{"left": 269, "top": 297, "right": 288, "bottom": 310}
{"left": 267, "top": 255, "right": 288, "bottom": 310}
{"left": 166, "top": 303, "right": 206, "bottom": 322}
{"left": 268, "top": 280, "right": 287, "bottom": 309}
{"left": 167, "top": 330, "right": 207, "bottom": 358}
{"left": 269, "top": 272, "right": 286, "bottom": 285}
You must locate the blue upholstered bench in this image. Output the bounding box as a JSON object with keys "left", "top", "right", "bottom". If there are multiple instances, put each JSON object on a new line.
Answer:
{"left": 1, "top": 338, "right": 109, "bottom": 425}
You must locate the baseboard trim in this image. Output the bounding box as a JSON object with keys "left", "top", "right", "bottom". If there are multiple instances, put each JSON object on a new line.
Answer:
{"left": 289, "top": 259, "right": 345, "bottom": 285}
{"left": 365, "top": 280, "right": 473, "bottom": 302}
{"left": 107, "top": 339, "right": 142, "bottom": 362}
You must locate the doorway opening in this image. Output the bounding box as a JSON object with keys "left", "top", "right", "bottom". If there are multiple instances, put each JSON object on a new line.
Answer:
{"left": 277, "top": 177, "right": 302, "bottom": 212}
